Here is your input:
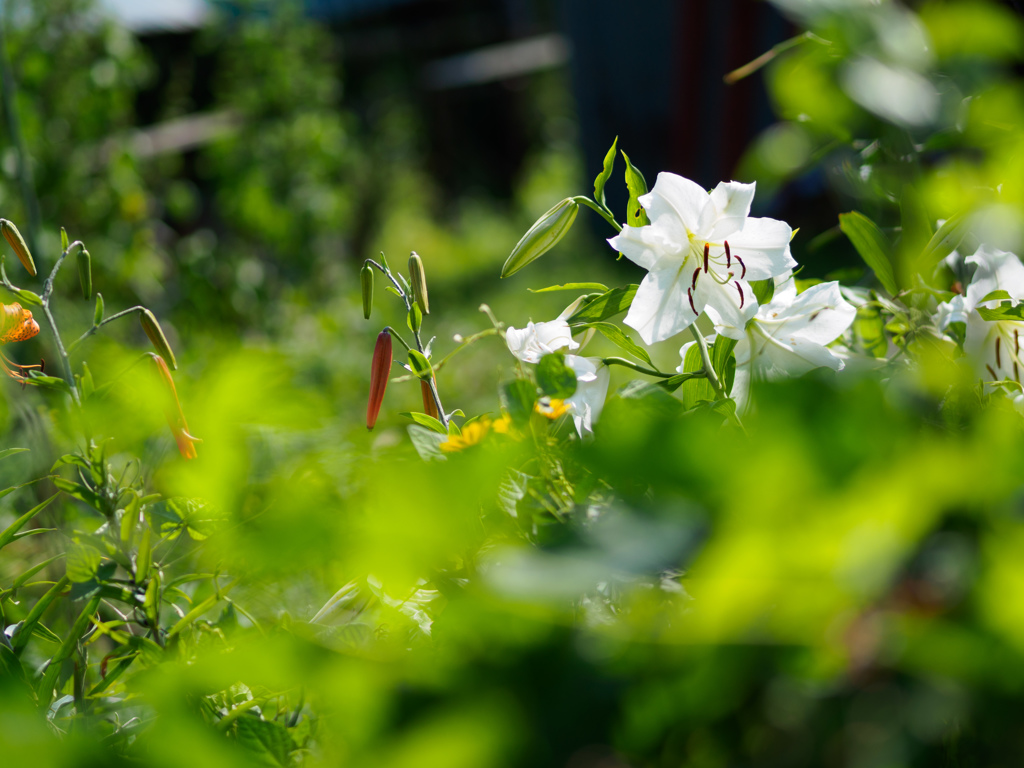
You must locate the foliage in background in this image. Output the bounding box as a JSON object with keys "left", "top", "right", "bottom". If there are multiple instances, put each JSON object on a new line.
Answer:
{"left": 6, "top": 1, "right": 1024, "bottom": 767}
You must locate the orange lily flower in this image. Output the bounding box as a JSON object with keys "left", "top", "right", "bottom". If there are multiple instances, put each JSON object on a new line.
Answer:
{"left": 149, "top": 353, "right": 199, "bottom": 459}
{"left": 0, "top": 302, "right": 42, "bottom": 380}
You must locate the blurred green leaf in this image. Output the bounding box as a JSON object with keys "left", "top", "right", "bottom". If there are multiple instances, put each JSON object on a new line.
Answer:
{"left": 622, "top": 150, "right": 650, "bottom": 227}
{"left": 567, "top": 285, "right": 638, "bottom": 323}
{"left": 593, "top": 136, "right": 618, "bottom": 208}
{"left": 536, "top": 353, "right": 578, "bottom": 399}
{"left": 839, "top": 211, "right": 898, "bottom": 295}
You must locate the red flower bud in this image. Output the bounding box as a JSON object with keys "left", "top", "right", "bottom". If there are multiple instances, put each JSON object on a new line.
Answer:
{"left": 367, "top": 329, "right": 392, "bottom": 430}
{"left": 149, "top": 353, "right": 198, "bottom": 459}
{"left": 421, "top": 378, "right": 438, "bottom": 419}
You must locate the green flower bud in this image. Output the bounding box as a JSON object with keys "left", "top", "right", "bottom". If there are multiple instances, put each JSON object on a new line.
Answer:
{"left": 1, "top": 220, "right": 36, "bottom": 277}
{"left": 360, "top": 261, "right": 374, "bottom": 319}
{"left": 78, "top": 249, "right": 92, "bottom": 299}
{"left": 409, "top": 251, "right": 430, "bottom": 314}
{"left": 93, "top": 293, "right": 104, "bottom": 326}
{"left": 140, "top": 309, "right": 177, "bottom": 371}
{"left": 501, "top": 198, "right": 579, "bottom": 278}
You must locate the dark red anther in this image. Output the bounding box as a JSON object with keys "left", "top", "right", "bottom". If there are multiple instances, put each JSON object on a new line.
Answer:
{"left": 687, "top": 287, "right": 698, "bottom": 315}
{"left": 986, "top": 364, "right": 998, "bottom": 380}
{"left": 39, "top": 358, "right": 44, "bottom": 373}
{"left": 703, "top": 243, "right": 709, "bottom": 273}
{"left": 691, "top": 268, "right": 700, "bottom": 290}
{"left": 367, "top": 329, "right": 393, "bottom": 430}
{"left": 996, "top": 336, "right": 1002, "bottom": 369}
{"left": 724, "top": 240, "right": 732, "bottom": 268}
{"left": 734, "top": 255, "right": 746, "bottom": 279}
{"left": 736, "top": 282, "right": 745, "bottom": 309}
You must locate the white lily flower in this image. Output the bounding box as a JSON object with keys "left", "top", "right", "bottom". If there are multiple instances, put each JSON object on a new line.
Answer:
{"left": 505, "top": 317, "right": 579, "bottom": 363}
{"left": 691, "top": 275, "right": 855, "bottom": 409}
{"left": 608, "top": 173, "right": 797, "bottom": 345}
{"left": 938, "top": 246, "right": 1024, "bottom": 384}
{"left": 564, "top": 355, "right": 610, "bottom": 437}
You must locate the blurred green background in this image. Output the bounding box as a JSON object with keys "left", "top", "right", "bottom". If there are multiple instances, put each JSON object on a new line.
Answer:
{"left": 4, "top": 0, "right": 1024, "bottom": 765}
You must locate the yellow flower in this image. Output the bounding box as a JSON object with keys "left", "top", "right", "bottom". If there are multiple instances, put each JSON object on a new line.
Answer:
{"left": 440, "top": 418, "right": 491, "bottom": 453}
{"left": 535, "top": 398, "right": 570, "bottom": 419}
{"left": 491, "top": 414, "right": 514, "bottom": 434}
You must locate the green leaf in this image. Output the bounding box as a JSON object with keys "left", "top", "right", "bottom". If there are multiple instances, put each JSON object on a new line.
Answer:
{"left": 12, "top": 554, "right": 65, "bottom": 590}
{"left": 680, "top": 337, "right": 737, "bottom": 409}
{"left": 24, "top": 374, "right": 72, "bottom": 395}
{"left": 573, "top": 321, "right": 653, "bottom": 366}
{"left": 900, "top": 185, "right": 932, "bottom": 263}
{"left": 408, "top": 425, "right": 446, "bottom": 462}
{"left": 53, "top": 477, "right": 102, "bottom": 509}
{"left": 66, "top": 543, "right": 103, "bottom": 583}
{"left": 854, "top": 305, "right": 888, "bottom": 358}
{"left": 0, "top": 447, "right": 28, "bottom": 462}
{"left": 11, "top": 575, "right": 70, "bottom": 654}
{"left": 399, "top": 412, "right": 447, "bottom": 434}
{"left": 528, "top": 282, "right": 610, "bottom": 294}
{"left": 234, "top": 716, "right": 296, "bottom": 767}
{"left": 749, "top": 279, "right": 775, "bottom": 306}
{"left": 839, "top": 211, "right": 898, "bottom": 295}
{"left": 536, "top": 353, "right": 578, "bottom": 399}
{"left": 0, "top": 494, "right": 58, "bottom": 551}
{"left": 622, "top": 150, "right": 650, "bottom": 227}
{"left": 919, "top": 211, "right": 969, "bottom": 271}
{"left": 978, "top": 302, "right": 1024, "bottom": 322}
{"left": 407, "top": 303, "right": 422, "bottom": 334}
{"left": 501, "top": 379, "right": 538, "bottom": 427}
{"left": 593, "top": 136, "right": 618, "bottom": 208}
{"left": 407, "top": 349, "right": 432, "bottom": 380}
{"left": 13, "top": 289, "right": 41, "bottom": 307}
{"left": 60, "top": 227, "right": 69, "bottom": 251}
{"left": 87, "top": 653, "right": 137, "bottom": 697}
{"left": 567, "top": 285, "right": 638, "bottom": 323}
{"left": 502, "top": 198, "right": 579, "bottom": 278}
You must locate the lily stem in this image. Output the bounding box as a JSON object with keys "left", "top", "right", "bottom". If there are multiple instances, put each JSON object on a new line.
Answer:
{"left": 573, "top": 196, "right": 622, "bottom": 233}
{"left": 40, "top": 241, "right": 84, "bottom": 406}
{"left": 366, "top": 258, "right": 449, "bottom": 429}
{"left": 690, "top": 327, "right": 725, "bottom": 399}
{"left": 67, "top": 306, "right": 147, "bottom": 354}
{"left": 601, "top": 357, "right": 673, "bottom": 378}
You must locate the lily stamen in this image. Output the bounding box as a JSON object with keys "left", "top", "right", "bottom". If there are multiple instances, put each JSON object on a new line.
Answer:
{"left": 997, "top": 336, "right": 1002, "bottom": 368}
{"left": 703, "top": 243, "right": 709, "bottom": 273}
{"left": 687, "top": 287, "right": 697, "bottom": 315}
{"left": 725, "top": 240, "right": 732, "bottom": 268}
{"left": 691, "top": 268, "right": 700, "bottom": 290}
{"left": 736, "top": 282, "right": 745, "bottom": 309}
{"left": 734, "top": 255, "right": 747, "bottom": 279}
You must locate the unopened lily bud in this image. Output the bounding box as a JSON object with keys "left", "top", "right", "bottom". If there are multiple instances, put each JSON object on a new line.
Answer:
{"left": 140, "top": 309, "right": 177, "bottom": 371}
{"left": 501, "top": 197, "right": 579, "bottom": 278}
{"left": 0, "top": 302, "right": 39, "bottom": 344}
{"left": 367, "top": 329, "right": 392, "bottom": 430}
{"left": 94, "top": 293, "right": 104, "bottom": 326}
{"left": 78, "top": 249, "right": 92, "bottom": 299}
{"left": 409, "top": 251, "right": 429, "bottom": 314}
{"left": 1, "top": 220, "right": 36, "bottom": 277}
{"left": 408, "top": 349, "right": 432, "bottom": 381}
{"left": 360, "top": 261, "right": 374, "bottom": 319}
{"left": 148, "top": 353, "right": 198, "bottom": 460}
{"left": 421, "top": 379, "right": 438, "bottom": 419}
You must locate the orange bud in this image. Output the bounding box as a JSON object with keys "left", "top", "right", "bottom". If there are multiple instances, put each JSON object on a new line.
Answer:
{"left": 367, "top": 329, "right": 392, "bottom": 430}
{"left": 421, "top": 378, "right": 438, "bottom": 419}
{"left": 149, "top": 353, "right": 198, "bottom": 460}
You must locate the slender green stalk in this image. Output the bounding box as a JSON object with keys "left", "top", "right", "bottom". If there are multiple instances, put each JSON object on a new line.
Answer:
{"left": 601, "top": 357, "right": 676, "bottom": 378}
{"left": 67, "top": 306, "right": 147, "bottom": 353}
{"left": 366, "top": 258, "right": 449, "bottom": 428}
{"left": 690, "top": 327, "right": 725, "bottom": 398}
{"left": 723, "top": 31, "right": 831, "bottom": 84}
{"left": 40, "top": 242, "right": 84, "bottom": 405}
{"left": 573, "top": 196, "right": 622, "bottom": 232}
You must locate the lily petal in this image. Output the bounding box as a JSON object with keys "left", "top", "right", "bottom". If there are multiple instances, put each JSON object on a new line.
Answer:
{"left": 640, "top": 173, "right": 709, "bottom": 232}
{"left": 721, "top": 217, "right": 796, "bottom": 280}
{"left": 700, "top": 181, "right": 756, "bottom": 241}
{"left": 623, "top": 266, "right": 697, "bottom": 345}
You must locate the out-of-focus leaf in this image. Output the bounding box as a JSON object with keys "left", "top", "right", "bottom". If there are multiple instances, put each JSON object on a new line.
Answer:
{"left": 919, "top": 211, "right": 969, "bottom": 272}
{"left": 0, "top": 494, "right": 58, "bottom": 551}
{"left": 840, "top": 211, "right": 898, "bottom": 295}
{"left": 502, "top": 379, "right": 538, "bottom": 427}
{"left": 400, "top": 412, "right": 447, "bottom": 434}
{"left": 572, "top": 321, "right": 653, "bottom": 366}
{"left": 749, "top": 279, "right": 775, "bottom": 306}
{"left": 536, "top": 353, "right": 578, "bottom": 399}
{"left": 234, "top": 716, "right": 296, "bottom": 766}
